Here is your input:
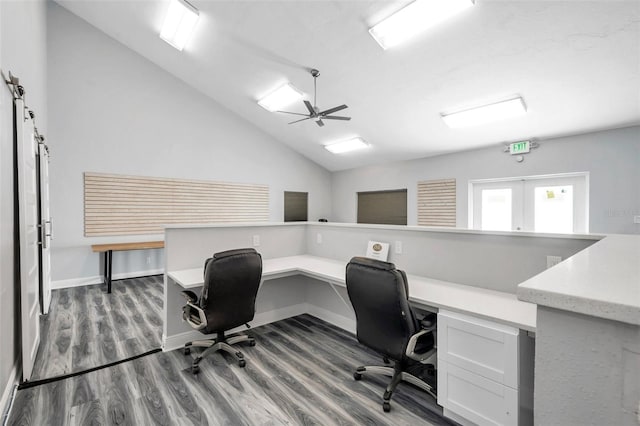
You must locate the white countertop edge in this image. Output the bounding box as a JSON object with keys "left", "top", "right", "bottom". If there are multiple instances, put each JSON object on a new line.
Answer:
{"left": 517, "top": 234, "right": 640, "bottom": 326}
{"left": 164, "top": 221, "right": 603, "bottom": 241}
{"left": 518, "top": 286, "right": 639, "bottom": 326}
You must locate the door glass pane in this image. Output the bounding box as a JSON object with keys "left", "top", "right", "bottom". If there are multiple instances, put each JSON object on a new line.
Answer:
{"left": 534, "top": 185, "right": 573, "bottom": 233}
{"left": 481, "top": 188, "right": 512, "bottom": 231}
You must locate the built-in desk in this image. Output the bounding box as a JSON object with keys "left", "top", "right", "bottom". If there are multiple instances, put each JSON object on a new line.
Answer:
{"left": 163, "top": 222, "right": 605, "bottom": 426}
{"left": 168, "top": 254, "right": 536, "bottom": 332}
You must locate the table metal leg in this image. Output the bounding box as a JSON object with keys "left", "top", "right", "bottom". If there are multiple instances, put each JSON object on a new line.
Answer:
{"left": 106, "top": 250, "right": 113, "bottom": 293}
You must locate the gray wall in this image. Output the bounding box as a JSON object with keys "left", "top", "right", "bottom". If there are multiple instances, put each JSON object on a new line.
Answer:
{"left": 306, "top": 223, "right": 596, "bottom": 294}
{"left": 331, "top": 126, "right": 640, "bottom": 235}
{"left": 0, "top": 0, "right": 47, "bottom": 412}
{"left": 47, "top": 3, "right": 332, "bottom": 284}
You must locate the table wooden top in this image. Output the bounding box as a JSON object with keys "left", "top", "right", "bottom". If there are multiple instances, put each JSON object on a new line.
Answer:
{"left": 91, "top": 241, "right": 164, "bottom": 252}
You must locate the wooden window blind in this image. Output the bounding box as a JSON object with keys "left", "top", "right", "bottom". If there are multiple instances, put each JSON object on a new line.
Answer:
{"left": 357, "top": 189, "right": 407, "bottom": 225}
{"left": 84, "top": 172, "right": 269, "bottom": 236}
{"left": 284, "top": 191, "right": 308, "bottom": 222}
{"left": 417, "top": 178, "right": 456, "bottom": 227}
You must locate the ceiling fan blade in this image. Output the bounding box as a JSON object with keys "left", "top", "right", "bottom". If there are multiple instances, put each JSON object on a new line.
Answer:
{"left": 277, "top": 110, "right": 310, "bottom": 117}
{"left": 319, "top": 104, "right": 347, "bottom": 116}
{"left": 288, "top": 117, "right": 311, "bottom": 124}
{"left": 315, "top": 119, "right": 324, "bottom": 127}
{"left": 321, "top": 115, "right": 351, "bottom": 121}
{"left": 303, "top": 100, "right": 315, "bottom": 115}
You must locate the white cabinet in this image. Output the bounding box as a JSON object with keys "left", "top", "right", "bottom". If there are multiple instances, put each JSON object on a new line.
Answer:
{"left": 437, "top": 310, "right": 533, "bottom": 426}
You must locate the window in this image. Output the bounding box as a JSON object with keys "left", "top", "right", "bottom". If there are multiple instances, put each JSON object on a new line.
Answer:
{"left": 284, "top": 191, "right": 308, "bottom": 222}
{"left": 470, "top": 173, "right": 588, "bottom": 233}
{"left": 357, "top": 189, "right": 407, "bottom": 225}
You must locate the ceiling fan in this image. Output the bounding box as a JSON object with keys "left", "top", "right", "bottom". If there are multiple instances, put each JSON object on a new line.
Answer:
{"left": 278, "top": 69, "right": 351, "bottom": 127}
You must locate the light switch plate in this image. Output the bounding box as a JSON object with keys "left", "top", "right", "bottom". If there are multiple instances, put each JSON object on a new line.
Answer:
{"left": 395, "top": 241, "right": 402, "bottom": 254}
{"left": 634, "top": 215, "right": 640, "bottom": 224}
{"left": 252, "top": 235, "right": 260, "bottom": 247}
{"left": 546, "top": 255, "right": 562, "bottom": 269}
{"left": 316, "top": 233, "right": 322, "bottom": 244}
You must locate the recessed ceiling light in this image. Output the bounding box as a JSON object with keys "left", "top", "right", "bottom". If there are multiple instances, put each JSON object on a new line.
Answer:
{"left": 160, "top": 0, "right": 200, "bottom": 51}
{"left": 257, "top": 83, "right": 304, "bottom": 112}
{"left": 369, "top": 0, "right": 474, "bottom": 50}
{"left": 441, "top": 97, "right": 527, "bottom": 128}
{"left": 324, "top": 137, "right": 370, "bottom": 154}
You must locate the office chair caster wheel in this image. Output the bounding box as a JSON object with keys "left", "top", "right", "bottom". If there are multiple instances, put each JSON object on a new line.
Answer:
{"left": 382, "top": 401, "right": 391, "bottom": 412}
{"left": 238, "top": 359, "right": 246, "bottom": 368}
{"left": 191, "top": 364, "right": 199, "bottom": 375}
{"left": 353, "top": 372, "right": 362, "bottom": 381}
{"left": 183, "top": 347, "right": 191, "bottom": 355}
{"left": 249, "top": 339, "right": 256, "bottom": 347}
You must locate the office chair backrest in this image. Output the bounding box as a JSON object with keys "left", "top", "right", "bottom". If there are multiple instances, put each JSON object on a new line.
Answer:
{"left": 346, "top": 256, "right": 417, "bottom": 361}
{"left": 201, "top": 248, "right": 262, "bottom": 333}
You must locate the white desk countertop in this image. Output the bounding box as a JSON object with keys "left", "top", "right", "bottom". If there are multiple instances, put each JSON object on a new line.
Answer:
{"left": 168, "top": 255, "right": 537, "bottom": 332}
{"left": 518, "top": 234, "right": 640, "bottom": 326}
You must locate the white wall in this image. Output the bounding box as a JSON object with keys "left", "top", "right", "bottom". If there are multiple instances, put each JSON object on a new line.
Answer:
{"left": 0, "top": 0, "right": 47, "bottom": 414}
{"left": 47, "top": 3, "right": 332, "bottom": 284}
{"left": 331, "top": 126, "right": 640, "bottom": 235}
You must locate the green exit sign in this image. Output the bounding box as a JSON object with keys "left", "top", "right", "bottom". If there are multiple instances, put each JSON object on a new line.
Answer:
{"left": 509, "top": 140, "right": 530, "bottom": 155}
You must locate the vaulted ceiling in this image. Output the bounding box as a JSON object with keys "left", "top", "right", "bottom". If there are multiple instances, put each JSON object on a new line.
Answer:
{"left": 55, "top": 0, "right": 640, "bottom": 171}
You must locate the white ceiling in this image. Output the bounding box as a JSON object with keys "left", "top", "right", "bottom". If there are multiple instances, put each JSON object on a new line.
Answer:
{"left": 55, "top": 0, "right": 640, "bottom": 171}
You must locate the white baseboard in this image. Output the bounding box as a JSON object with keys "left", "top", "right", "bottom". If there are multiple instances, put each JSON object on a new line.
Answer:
{"left": 162, "top": 303, "right": 308, "bottom": 351}
{"left": 51, "top": 268, "right": 164, "bottom": 290}
{"left": 1, "top": 361, "right": 19, "bottom": 425}
{"left": 305, "top": 303, "right": 356, "bottom": 334}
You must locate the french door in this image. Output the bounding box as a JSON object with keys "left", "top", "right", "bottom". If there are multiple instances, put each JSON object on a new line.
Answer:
{"left": 471, "top": 173, "right": 588, "bottom": 234}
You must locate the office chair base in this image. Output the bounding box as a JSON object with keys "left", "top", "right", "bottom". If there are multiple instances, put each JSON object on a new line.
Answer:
{"left": 184, "top": 333, "right": 255, "bottom": 373}
{"left": 354, "top": 364, "right": 437, "bottom": 412}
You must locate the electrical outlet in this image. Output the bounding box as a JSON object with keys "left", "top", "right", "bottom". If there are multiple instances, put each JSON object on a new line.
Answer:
{"left": 634, "top": 215, "right": 640, "bottom": 224}
{"left": 395, "top": 241, "right": 402, "bottom": 254}
{"left": 546, "top": 255, "right": 562, "bottom": 269}
{"left": 316, "top": 233, "right": 322, "bottom": 244}
{"left": 146, "top": 256, "right": 151, "bottom": 265}
{"left": 252, "top": 235, "right": 260, "bottom": 247}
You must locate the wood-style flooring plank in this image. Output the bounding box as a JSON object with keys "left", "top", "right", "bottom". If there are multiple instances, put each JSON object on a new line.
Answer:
{"left": 30, "top": 275, "right": 164, "bottom": 381}
{"left": 12, "top": 288, "right": 455, "bottom": 426}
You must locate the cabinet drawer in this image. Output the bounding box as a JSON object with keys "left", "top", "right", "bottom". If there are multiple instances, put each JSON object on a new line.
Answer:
{"left": 438, "top": 310, "right": 519, "bottom": 388}
{"left": 438, "top": 361, "right": 518, "bottom": 426}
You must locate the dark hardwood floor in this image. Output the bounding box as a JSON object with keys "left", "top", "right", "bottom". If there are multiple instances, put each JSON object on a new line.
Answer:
{"left": 30, "top": 275, "right": 163, "bottom": 380}
{"left": 10, "top": 313, "right": 452, "bottom": 425}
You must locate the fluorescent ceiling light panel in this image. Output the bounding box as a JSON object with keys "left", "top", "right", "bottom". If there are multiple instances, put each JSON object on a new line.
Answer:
{"left": 369, "top": 0, "right": 474, "bottom": 50}
{"left": 257, "top": 83, "right": 303, "bottom": 112}
{"left": 441, "top": 97, "right": 527, "bottom": 128}
{"left": 160, "top": 0, "right": 199, "bottom": 51}
{"left": 324, "top": 137, "right": 370, "bottom": 154}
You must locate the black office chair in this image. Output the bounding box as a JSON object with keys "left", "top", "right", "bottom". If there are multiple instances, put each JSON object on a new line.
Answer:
{"left": 346, "top": 256, "right": 437, "bottom": 412}
{"left": 181, "top": 248, "right": 262, "bottom": 373}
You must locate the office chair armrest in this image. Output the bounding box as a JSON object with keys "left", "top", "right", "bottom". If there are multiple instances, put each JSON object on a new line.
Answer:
{"left": 182, "top": 302, "right": 207, "bottom": 330}
{"left": 181, "top": 290, "right": 198, "bottom": 304}
{"left": 406, "top": 329, "right": 436, "bottom": 362}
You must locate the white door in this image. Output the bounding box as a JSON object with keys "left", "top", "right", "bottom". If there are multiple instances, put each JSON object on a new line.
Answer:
{"left": 472, "top": 173, "right": 588, "bottom": 233}
{"left": 16, "top": 98, "right": 40, "bottom": 381}
{"left": 472, "top": 180, "right": 524, "bottom": 231}
{"left": 38, "top": 143, "right": 52, "bottom": 314}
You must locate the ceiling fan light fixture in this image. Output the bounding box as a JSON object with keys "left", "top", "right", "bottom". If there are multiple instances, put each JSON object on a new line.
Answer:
{"left": 258, "top": 83, "right": 304, "bottom": 112}
{"left": 441, "top": 97, "right": 527, "bottom": 128}
{"left": 369, "top": 0, "right": 474, "bottom": 50}
{"left": 160, "top": 0, "right": 199, "bottom": 51}
{"left": 324, "top": 137, "right": 370, "bottom": 154}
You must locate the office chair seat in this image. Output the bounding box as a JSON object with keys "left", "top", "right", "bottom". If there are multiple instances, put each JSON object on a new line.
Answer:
{"left": 346, "top": 256, "right": 437, "bottom": 412}
{"left": 181, "top": 248, "right": 262, "bottom": 373}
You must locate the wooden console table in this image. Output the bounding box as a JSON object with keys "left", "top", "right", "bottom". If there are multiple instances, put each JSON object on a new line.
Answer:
{"left": 91, "top": 241, "right": 164, "bottom": 293}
